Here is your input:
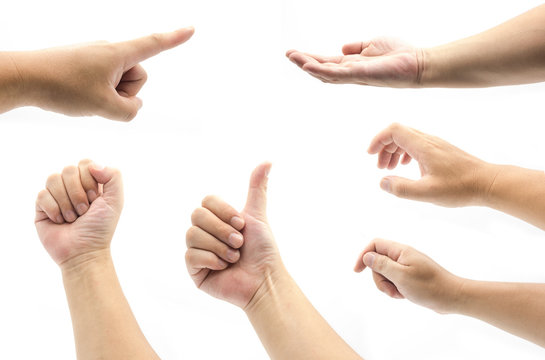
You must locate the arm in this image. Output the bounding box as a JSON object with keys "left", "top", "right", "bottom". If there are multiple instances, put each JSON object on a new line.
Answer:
{"left": 35, "top": 160, "right": 159, "bottom": 360}
{"left": 185, "top": 163, "right": 362, "bottom": 360}
{"left": 286, "top": 4, "right": 545, "bottom": 88}
{"left": 367, "top": 123, "right": 545, "bottom": 231}
{"left": 1, "top": 27, "right": 193, "bottom": 121}
{"left": 423, "top": 4, "right": 545, "bottom": 87}
{"left": 355, "top": 238, "right": 545, "bottom": 347}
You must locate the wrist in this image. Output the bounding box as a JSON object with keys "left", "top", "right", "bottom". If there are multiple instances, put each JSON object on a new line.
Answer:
{"left": 436, "top": 275, "right": 469, "bottom": 314}
{"left": 60, "top": 248, "right": 113, "bottom": 278}
{"left": 418, "top": 47, "right": 435, "bottom": 87}
{"left": 444, "top": 277, "right": 475, "bottom": 315}
{"left": 9, "top": 50, "right": 60, "bottom": 111}
{"left": 244, "top": 266, "right": 294, "bottom": 317}
{"left": 471, "top": 163, "right": 504, "bottom": 207}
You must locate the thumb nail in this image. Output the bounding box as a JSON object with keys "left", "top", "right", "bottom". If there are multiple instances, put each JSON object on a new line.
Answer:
{"left": 380, "top": 178, "right": 391, "bottom": 193}
{"left": 91, "top": 162, "right": 105, "bottom": 171}
{"left": 363, "top": 252, "right": 375, "bottom": 267}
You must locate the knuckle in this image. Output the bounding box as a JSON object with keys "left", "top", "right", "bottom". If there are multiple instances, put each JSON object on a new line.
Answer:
{"left": 62, "top": 165, "right": 78, "bottom": 177}
{"left": 185, "top": 226, "right": 198, "bottom": 245}
{"left": 123, "top": 109, "right": 137, "bottom": 122}
{"left": 78, "top": 158, "right": 93, "bottom": 168}
{"left": 46, "top": 173, "right": 61, "bottom": 188}
{"left": 389, "top": 122, "right": 402, "bottom": 132}
{"left": 190, "top": 207, "right": 205, "bottom": 224}
{"left": 184, "top": 250, "right": 193, "bottom": 264}
{"left": 150, "top": 33, "right": 163, "bottom": 45}
{"left": 37, "top": 189, "right": 49, "bottom": 201}
{"left": 201, "top": 195, "right": 216, "bottom": 207}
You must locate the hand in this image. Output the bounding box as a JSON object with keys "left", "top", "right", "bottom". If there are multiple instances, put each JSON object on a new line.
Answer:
{"left": 355, "top": 238, "right": 463, "bottom": 314}
{"left": 368, "top": 123, "right": 497, "bottom": 207}
{"left": 35, "top": 159, "right": 124, "bottom": 268}
{"left": 15, "top": 27, "right": 194, "bottom": 121}
{"left": 286, "top": 38, "right": 422, "bottom": 87}
{"left": 185, "top": 163, "right": 284, "bottom": 309}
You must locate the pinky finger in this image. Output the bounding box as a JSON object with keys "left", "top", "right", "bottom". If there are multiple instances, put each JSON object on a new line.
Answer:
{"left": 36, "top": 189, "right": 63, "bottom": 224}
{"left": 185, "top": 248, "right": 229, "bottom": 276}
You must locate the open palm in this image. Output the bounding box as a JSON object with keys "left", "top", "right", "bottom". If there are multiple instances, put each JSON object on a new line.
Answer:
{"left": 287, "top": 38, "right": 421, "bottom": 87}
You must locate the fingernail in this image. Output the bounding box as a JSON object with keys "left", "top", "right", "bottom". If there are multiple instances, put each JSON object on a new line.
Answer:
{"left": 76, "top": 203, "right": 88, "bottom": 216}
{"left": 91, "top": 162, "right": 104, "bottom": 171}
{"left": 363, "top": 253, "right": 375, "bottom": 267}
{"left": 87, "top": 190, "right": 97, "bottom": 201}
{"left": 380, "top": 178, "right": 391, "bottom": 193}
{"left": 56, "top": 215, "right": 64, "bottom": 224}
{"left": 226, "top": 249, "right": 239, "bottom": 262}
{"left": 65, "top": 210, "right": 77, "bottom": 223}
{"left": 230, "top": 216, "right": 245, "bottom": 230}
{"left": 228, "top": 233, "right": 244, "bottom": 248}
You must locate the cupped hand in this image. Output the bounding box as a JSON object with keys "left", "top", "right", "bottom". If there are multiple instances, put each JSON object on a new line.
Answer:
{"left": 355, "top": 238, "right": 463, "bottom": 314}
{"left": 185, "top": 163, "right": 284, "bottom": 309}
{"left": 18, "top": 27, "right": 194, "bottom": 121}
{"left": 35, "top": 160, "right": 124, "bottom": 268}
{"left": 368, "top": 123, "right": 495, "bottom": 207}
{"left": 286, "top": 38, "right": 422, "bottom": 87}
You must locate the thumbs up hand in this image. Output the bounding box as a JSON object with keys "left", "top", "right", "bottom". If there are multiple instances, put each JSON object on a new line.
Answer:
{"left": 35, "top": 160, "right": 124, "bottom": 269}
{"left": 185, "top": 162, "right": 284, "bottom": 309}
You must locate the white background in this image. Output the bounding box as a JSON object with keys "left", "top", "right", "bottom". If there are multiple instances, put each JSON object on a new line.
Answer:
{"left": 1, "top": 0, "right": 545, "bottom": 359}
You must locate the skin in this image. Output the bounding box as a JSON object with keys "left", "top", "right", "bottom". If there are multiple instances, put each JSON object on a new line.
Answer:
{"left": 0, "top": 27, "right": 194, "bottom": 120}
{"left": 186, "top": 163, "right": 363, "bottom": 360}
{"left": 368, "top": 123, "right": 545, "bottom": 231}
{"left": 286, "top": 4, "right": 545, "bottom": 88}
{"left": 35, "top": 160, "right": 159, "bottom": 360}
{"left": 355, "top": 238, "right": 545, "bottom": 348}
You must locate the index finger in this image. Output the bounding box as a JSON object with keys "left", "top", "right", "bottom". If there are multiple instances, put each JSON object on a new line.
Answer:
{"left": 201, "top": 195, "right": 245, "bottom": 231}
{"left": 354, "top": 238, "right": 406, "bottom": 272}
{"left": 119, "top": 26, "right": 195, "bottom": 66}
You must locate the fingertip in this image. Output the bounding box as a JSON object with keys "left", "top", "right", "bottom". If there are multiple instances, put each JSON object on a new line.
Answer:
{"left": 228, "top": 233, "right": 244, "bottom": 249}
{"left": 230, "top": 215, "right": 245, "bottom": 231}
{"left": 380, "top": 177, "right": 392, "bottom": 194}
{"left": 354, "top": 263, "right": 366, "bottom": 273}
{"left": 286, "top": 49, "right": 296, "bottom": 57}
{"left": 363, "top": 252, "right": 376, "bottom": 268}
{"left": 175, "top": 26, "right": 195, "bottom": 44}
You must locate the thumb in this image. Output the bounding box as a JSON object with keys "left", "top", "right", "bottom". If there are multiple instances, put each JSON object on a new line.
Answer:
{"left": 244, "top": 162, "right": 272, "bottom": 220}
{"left": 88, "top": 163, "right": 124, "bottom": 211}
{"left": 363, "top": 252, "right": 404, "bottom": 283}
{"left": 380, "top": 176, "right": 430, "bottom": 201}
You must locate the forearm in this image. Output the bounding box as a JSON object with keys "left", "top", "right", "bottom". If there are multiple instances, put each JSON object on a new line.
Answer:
{"left": 479, "top": 164, "right": 545, "bottom": 231}
{"left": 421, "top": 4, "right": 545, "bottom": 87}
{"left": 454, "top": 279, "right": 545, "bottom": 347}
{"left": 245, "top": 268, "right": 363, "bottom": 360}
{"left": 61, "top": 250, "right": 159, "bottom": 360}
